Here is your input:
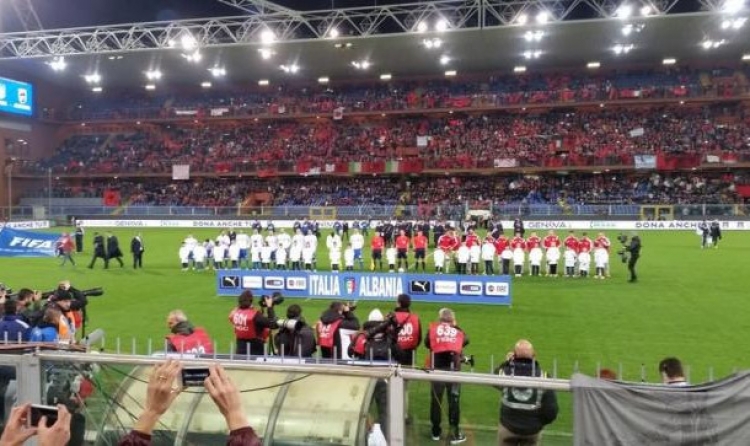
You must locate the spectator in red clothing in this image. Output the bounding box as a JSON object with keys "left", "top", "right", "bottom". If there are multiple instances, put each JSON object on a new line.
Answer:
{"left": 118, "top": 360, "right": 261, "bottom": 446}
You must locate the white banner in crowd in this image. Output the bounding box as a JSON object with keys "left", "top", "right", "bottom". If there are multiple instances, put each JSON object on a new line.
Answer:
{"left": 76, "top": 219, "right": 750, "bottom": 231}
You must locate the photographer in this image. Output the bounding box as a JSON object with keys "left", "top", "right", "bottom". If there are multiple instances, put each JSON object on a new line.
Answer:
{"left": 392, "top": 294, "right": 421, "bottom": 367}
{"left": 348, "top": 309, "right": 402, "bottom": 439}
{"left": 54, "top": 281, "right": 88, "bottom": 335}
{"left": 317, "top": 301, "right": 360, "bottom": 359}
{"left": 165, "top": 310, "right": 214, "bottom": 354}
{"left": 14, "top": 288, "right": 44, "bottom": 326}
{"left": 274, "top": 304, "right": 316, "bottom": 357}
{"left": 228, "top": 291, "right": 278, "bottom": 357}
{"left": 495, "top": 339, "right": 558, "bottom": 445}
{"left": 424, "top": 308, "right": 468, "bottom": 444}
{"left": 623, "top": 233, "right": 642, "bottom": 283}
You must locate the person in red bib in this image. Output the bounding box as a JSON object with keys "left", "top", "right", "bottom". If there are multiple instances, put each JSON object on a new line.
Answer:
{"left": 228, "top": 290, "right": 278, "bottom": 356}
{"left": 392, "top": 294, "right": 422, "bottom": 366}
{"left": 424, "top": 308, "right": 469, "bottom": 444}
{"left": 543, "top": 230, "right": 561, "bottom": 250}
{"left": 595, "top": 232, "right": 612, "bottom": 277}
{"left": 412, "top": 230, "right": 429, "bottom": 272}
{"left": 371, "top": 232, "right": 385, "bottom": 271}
{"left": 317, "top": 301, "right": 360, "bottom": 359}
{"left": 395, "top": 230, "right": 410, "bottom": 271}
{"left": 464, "top": 229, "right": 480, "bottom": 248}
{"left": 165, "top": 310, "right": 214, "bottom": 355}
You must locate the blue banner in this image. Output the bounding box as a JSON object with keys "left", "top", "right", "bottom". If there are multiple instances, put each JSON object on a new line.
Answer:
{"left": 216, "top": 270, "right": 512, "bottom": 306}
{"left": 0, "top": 227, "right": 58, "bottom": 257}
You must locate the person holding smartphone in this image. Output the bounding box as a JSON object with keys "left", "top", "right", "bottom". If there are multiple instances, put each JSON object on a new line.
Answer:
{"left": 0, "top": 403, "right": 71, "bottom": 446}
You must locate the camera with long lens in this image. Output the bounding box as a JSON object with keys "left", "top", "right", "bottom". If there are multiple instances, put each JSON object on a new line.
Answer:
{"left": 261, "top": 292, "right": 285, "bottom": 308}
{"left": 345, "top": 301, "right": 358, "bottom": 311}
{"left": 616, "top": 233, "right": 630, "bottom": 263}
{"left": 460, "top": 354, "right": 475, "bottom": 367}
{"left": 276, "top": 318, "right": 304, "bottom": 331}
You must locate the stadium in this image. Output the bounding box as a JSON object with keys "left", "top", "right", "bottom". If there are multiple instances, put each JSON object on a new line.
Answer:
{"left": 0, "top": 0, "right": 749, "bottom": 444}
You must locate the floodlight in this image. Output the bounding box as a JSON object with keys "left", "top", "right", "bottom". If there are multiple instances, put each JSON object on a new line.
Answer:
{"left": 258, "top": 48, "right": 275, "bottom": 60}
{"left": 514, "top": 65, "right": 527, "bottom": 73}
{"left": 145, "top": 84, "right": 156, "bottom": 91}
{"left": 522, "top": 50, "right": 542, "bottom": 59}
{"left": 182, "top": 51, "right": 202, "bottom": 63}
{"left": 48, "top": 56, "right": 66, "bottom": 72}
{"left": 723, "top": 0, "right": 745, "bottom": 14}
{"left": 440, "top": 55, "right": 451, "bottom": 65}
{"left": 318, "top": 77, "right": 330, "bottom": 84}
{"left": 329, "top": 28, "right": 340, "bottom": 38}
{"left": 524, "top": 30, "right": 545, "bottom": 42}
{"left": 351, "top": 60, "right": 371, "bottom": 70}
{"left": 380, "top": 73, "right": 392, "bottom": 81}
{"left": 180, "top": 34, "right": 197, "bottom": 51}
{"left": 201, "top": 82, "right": 212, "bottom": 88}
{"left": 258, "top": 79, "right": 270, "bottom": 86}
{"left": 84, "top": 73, "right": 101, "bottom": 84}
{"left": 536, "top": 11, "right": 549, "bottom": 24}
{"left": 444, "top": 70, "right": 457, "bottom": 77}
{"left": 91, "top": 86, "right": 103, "bottom": 93}
{"left": 280, "top": 64, "right": 299, "bottom": 74}
{"left": 743, "top": 53, "right": 750, "bottom": 60}
{"left": 516, "top": 13, "right": 528, "bottom": 25}
{"left": 587, "top": 61, "right": 601, "bottom": 69}
{"left": 662, "top": 58, "right": 677, "bottom": 65}
{"left": 640, "top": 5, "right": 653, "bottom": 16}
{"left": 209, "top": 67, "right": 226, "bottom": 77}
{"left": 260, "top": 29, "right": 276, "bottom": 44}
{"left": 435, "top": 18, "right": 449, "bottom": 32}
{"left": 416, "top": 21, "right": 428, "bottom": 33}
{"left": 145, "top": 70, "right": 162, "bottom": 81}
{"left": 616, "top": 4, "right": 633, "bottom": 19}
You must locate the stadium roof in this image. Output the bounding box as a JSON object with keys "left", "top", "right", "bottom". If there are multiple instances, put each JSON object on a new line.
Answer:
{"left": 0, "top": 0, "right": 748, "bottom": 89}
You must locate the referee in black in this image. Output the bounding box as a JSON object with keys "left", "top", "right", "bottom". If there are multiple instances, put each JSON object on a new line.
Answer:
{"left": 625, "top": 234, "right": 641, "bottom": 283}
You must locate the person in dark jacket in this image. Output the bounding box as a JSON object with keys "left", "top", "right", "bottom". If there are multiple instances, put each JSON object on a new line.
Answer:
{"left": 316, "top": 301, "right": 360, "bottom": 359}
{"left": 274, "top": 304, "right": 317, "bottom": 357}
{"left": 106, "top": 232, "right": 125, "bottom": 268}
{"left": 0, "top": 299, "right": 30, "bottom": 342}
{"left": 75, "top": 222, "right": 85, "bottom": 253}
{"left": 131, "top": 233, "right": 145, "bottom": 269}
{"left": 117, "top": 361, "right": 261, "bottom": 446}
{"left": 495, "top": 339, "right": 558, "bottom": 445}
{"left": 14, "top": 288, "right": 44, "bottom": 326}
{"left": 88, "top": 232, "right": 108, "bottom": 269}
{"left": 348, "top": 309, "right": 401, "bottom": 439}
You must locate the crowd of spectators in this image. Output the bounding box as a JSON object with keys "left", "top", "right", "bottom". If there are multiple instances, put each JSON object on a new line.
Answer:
{"left": 21, "top": 104, "right": 750, "bottom": 176}
{"left": 23, "top": 173, "right": 743, "bottom": 208}
{"left": 58, "top": 66, "right": 748, "bottom": 121}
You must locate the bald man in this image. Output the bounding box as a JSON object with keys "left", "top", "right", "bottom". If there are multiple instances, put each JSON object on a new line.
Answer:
{"left": 495, "top": 339, "right": 558, "bottom": 445}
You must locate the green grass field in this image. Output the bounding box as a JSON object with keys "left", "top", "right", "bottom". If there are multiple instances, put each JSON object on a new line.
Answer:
{"left": 1, "top": 227, "right": 747, "bottom": 443}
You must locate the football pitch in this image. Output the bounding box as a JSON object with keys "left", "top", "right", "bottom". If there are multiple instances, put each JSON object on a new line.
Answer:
{"left": 1, "top": 227, "right": 747, "bottom": 441}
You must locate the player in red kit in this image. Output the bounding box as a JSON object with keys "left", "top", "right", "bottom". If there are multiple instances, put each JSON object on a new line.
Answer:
{"left": 564, "top": 231, "right": 580, "bottom": 253}
{"left": 525, "top": 232, "right": 542, "bottom": 250}
{"left": 437, "top": 228, "right": 460, "bottom": 273}
{"left": 412, "top": 230, "right": 429, "bottom": 272}
{"left": 543, "top": 230, "right": 562, "bottom": 276}
{"left": 371, "top": 232, "right": 385, "bottom": 271}
{"left": 595, "top": 232, "right": 612, "bottom": 277}
{"left": 578, "top": 232, "right": 593, "bottom": 253}
{"left": 395, "top": 230, "right": 410, "bottom": 271}
{"left": 465, "top": 229, "right": 480, "bottom": 248}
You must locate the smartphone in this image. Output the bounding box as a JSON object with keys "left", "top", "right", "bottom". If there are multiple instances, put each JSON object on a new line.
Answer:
{"left": 181, "top": 367, "right": 210, "bottom": 387}
{"left": 28, "top": 404, "right": 58, "bottom": 427}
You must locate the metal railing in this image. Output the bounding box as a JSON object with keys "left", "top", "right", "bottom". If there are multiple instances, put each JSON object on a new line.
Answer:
{"left": 5, "top": 202, "right": 748, "bottom": 221}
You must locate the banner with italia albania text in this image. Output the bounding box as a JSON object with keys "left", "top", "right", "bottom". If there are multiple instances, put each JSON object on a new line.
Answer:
{"left": 216, "top": 270, "right": 512, "bottom": 306}
{"left": 0, "top": 227, "right": 58, "bottom": 257}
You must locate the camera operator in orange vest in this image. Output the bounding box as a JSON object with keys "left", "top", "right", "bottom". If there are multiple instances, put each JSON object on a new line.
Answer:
{"left": 392, "top": 293, "right": 421, "bottom": 367}
{"left": 229, "top": 290, "right": 278, "bottom": 356}
{"left": 425, "top": 308, "right": 469, "bottom": 444}
{"left": 165, "top": 310, "right": 214, "bottom": 355}
{"left": 317, "top": 301, "right": 360, "bottom": 359}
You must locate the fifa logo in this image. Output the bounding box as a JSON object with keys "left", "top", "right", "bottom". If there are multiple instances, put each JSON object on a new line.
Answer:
{"left": 344, "top": 277, "right": 356, "bottom": 295}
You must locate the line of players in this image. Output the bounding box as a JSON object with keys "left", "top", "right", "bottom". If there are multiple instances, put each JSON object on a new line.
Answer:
{"left": 177, "top": 224, "right": 370, "bottom": 272}
{"left": 375, "top": 228, "right": 613, "bottom": 278}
